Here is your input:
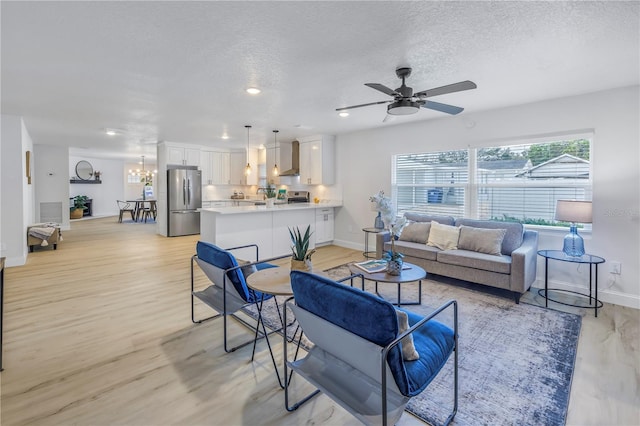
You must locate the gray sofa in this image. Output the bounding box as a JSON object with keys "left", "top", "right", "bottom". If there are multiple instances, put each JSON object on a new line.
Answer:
{"left": 376, "top": 213, "right": 538, "bottom": 303}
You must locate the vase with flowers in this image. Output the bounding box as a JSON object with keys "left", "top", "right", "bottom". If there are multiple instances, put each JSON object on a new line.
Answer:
{"left": 369, "top": 190, "right": 407, "bottom": 275}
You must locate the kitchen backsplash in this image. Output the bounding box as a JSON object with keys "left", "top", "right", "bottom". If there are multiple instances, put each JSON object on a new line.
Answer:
{"left": 202, "top": 182, "right": 343, "bottom": 203}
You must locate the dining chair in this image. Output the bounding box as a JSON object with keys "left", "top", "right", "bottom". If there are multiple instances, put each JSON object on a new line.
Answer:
{"left": 140, "top": 201, "right": 156, "bottom": 222}
{"left": 284, "top": 271, "right": 458, "bottom": 426}
{"left": 116, "top": 200, "right": 135, "bottom": 223}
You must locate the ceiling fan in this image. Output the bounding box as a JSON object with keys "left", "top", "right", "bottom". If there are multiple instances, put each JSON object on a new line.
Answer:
{"left": 336, "top": 67, "right": 477, "bottom": 116}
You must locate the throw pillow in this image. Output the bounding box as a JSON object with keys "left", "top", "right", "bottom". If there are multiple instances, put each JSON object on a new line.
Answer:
{"left": 396, "top": 310, "right": 419, "bottom": 361}
{"left": 399, "top": 221, "right": 431, "bottom": 243}
{"left": 427, "top": 221, "right": 460, "bottom": 250}
{"left": 458, "top": 226, "right": 507, "bottom": 256}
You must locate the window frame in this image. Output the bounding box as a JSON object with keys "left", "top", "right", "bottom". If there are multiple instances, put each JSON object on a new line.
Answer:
{"left": 391, "top": 133, "right": 593, "bottom": 229}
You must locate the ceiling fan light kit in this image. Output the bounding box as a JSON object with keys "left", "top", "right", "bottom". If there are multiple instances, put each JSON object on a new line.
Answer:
{"left": 387, "top": 99, "right": 421, "bottom": 115}
{"left": 337, "top": 66, "right": 476, "bottom": 118}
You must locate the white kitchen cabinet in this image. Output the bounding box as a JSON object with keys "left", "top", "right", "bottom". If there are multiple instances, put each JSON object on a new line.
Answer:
{"left": 201, "top": 151, "right": 231, "bottom": 185}
{"left": 229, "top": 149, "right": 258, "bottom": 185}
{"left": 265, "top": 143, "right": 280, "bottom": 185}
{"left": 315, "top": 207, "right": 335, "bottom": 244}
{"left": 167, "top": 145, "right": 200, "bottom": 167}
{"left": 298, "top": 135, "right": 335, "bottom": 185}
{"left": 200, "top": 151, "right": 214, "bottom": 185}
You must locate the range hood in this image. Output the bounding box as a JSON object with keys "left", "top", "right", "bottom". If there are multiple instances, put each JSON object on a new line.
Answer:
{"left": 278, "top": 140, "right": 300, "bottom": 176}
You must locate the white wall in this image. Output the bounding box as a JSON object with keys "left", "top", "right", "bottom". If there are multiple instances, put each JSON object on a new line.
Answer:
{"left": 69, "top": 156, "right": 125, "bottom": 217}
{"left": 1, "top": 115, "right": 34, "bottom": 266}
{"left": 35, "top": 144, "right": 70, "bottom": 229}
{"left": 334, "top": 85, "right": 640, "bottom": 308}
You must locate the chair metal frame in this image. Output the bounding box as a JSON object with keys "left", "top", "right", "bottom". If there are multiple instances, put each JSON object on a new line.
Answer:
{"left": 190, "top": 243, "right": 291, "bottom": 353}
{"left": 116, "top": 200, "right": 135, "bottom": 223}
{"left": 283, "top": 285, "right": 458, "bottom": 426}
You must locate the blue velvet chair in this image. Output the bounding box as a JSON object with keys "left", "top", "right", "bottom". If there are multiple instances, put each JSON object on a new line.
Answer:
{"left": 284, "top": 271, "right": 458, "bottom": 426}
{"left": 190, "top": 241, "right": 289, "bottom": 353}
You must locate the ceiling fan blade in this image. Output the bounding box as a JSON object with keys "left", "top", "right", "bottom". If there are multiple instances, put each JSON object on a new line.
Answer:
{"left": 365, "top": 83, "right": 400, "bottom": 97}
{"left": 415, "top": 80, "right": 477, "bottom": 98}
{"left": 336, "top": 100, "right": 390, "bottom": 111}
{"left": 382, "top": 114, "right": 395, "bottom": 123}
{"left": 422, "top": 101, "right": 464, "bottom": 115}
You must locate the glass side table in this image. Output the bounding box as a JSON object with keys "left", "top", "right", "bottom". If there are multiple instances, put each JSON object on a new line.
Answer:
{"left": 362, "top": 227, "right": 383, "bottom": 259}
{"left": 537, "top": 249, "right": 605, "bottom": 317}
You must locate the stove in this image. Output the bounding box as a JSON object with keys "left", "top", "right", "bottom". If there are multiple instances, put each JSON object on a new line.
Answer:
{"left": 287, "top": 191, "right": 310, "bottom": 203}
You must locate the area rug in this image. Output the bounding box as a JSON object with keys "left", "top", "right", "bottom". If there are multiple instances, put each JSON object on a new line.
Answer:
{"left": 244, "top": 264, "right": 581, "bottom": 426}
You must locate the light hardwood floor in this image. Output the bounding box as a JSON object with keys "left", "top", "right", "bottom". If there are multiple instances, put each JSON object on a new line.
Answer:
{"left": 1, "top": 217, "right": 638, "bottom": 425}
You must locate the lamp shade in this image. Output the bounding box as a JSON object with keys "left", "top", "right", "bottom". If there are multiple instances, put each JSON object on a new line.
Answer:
{"left": 555, "top": 200, "right": 592, "bottom": 223}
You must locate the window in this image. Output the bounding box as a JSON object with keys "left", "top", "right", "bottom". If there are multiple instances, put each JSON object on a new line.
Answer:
{"left": 392, "top": 137, "right": 592, "bottom": 227}
{"left": 128, "top": 174, "right": 142, "bottom": 184}
{"left": 395, "top": 150, "right": 468, "bottom": 217}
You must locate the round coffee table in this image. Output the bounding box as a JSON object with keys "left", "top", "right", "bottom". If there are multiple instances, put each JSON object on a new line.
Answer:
{"left": 348, "top": 261, "right": 426, "bottom": 306}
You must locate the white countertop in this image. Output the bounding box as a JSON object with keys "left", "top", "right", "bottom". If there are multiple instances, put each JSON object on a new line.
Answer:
{"left": 200, "top": 201, "right": 342, "bottom": 215}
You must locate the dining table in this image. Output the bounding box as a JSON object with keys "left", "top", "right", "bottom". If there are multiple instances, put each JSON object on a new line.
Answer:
{"left": 126, "top": 199, "right": 157, "bottom": 222}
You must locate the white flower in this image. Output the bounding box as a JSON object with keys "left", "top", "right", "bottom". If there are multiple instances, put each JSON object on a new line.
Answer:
{"left": 369, "top": 190, "right": 406, "bottom": 238}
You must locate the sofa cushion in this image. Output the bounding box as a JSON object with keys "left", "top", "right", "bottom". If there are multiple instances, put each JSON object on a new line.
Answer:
{"left": 437, "top": 249, "right": 512, "bottom": 274}
{"left": 399, "top": 221, "right": 431, "bottom": 243}
{"left": 385, "top": 240, "right": 440, "bottom": 261}
{"left": 427, "top": 222, "right": 460, "bottom": 251}
{"left": 458, "top": 226, "right": 507, "bottom": 256}
{"left": 455, "top": 219, "right": 524, "bottom": 255}
{"left": 405, "top": 212, "right": 455, "bottom": 226}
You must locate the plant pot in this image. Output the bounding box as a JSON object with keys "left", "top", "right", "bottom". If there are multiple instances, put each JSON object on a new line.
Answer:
{"left": 291, "top": 258, "right": 312, "bottom": 272}
{"left": 70, "top": 208, "right": 84, "bottom": 219}
{"left": 386, "top": 258, "right": 403, "bottom": 276}
{"left": 266, "top": 198, "right": 275, "bottom": 208}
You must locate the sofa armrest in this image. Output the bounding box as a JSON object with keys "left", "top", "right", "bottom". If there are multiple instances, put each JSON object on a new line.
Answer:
{"left": 375, "top": 231, "right": 391, "bottom": 259}
{"left": 510, "top": 230, "right": 539, "bottom": 293}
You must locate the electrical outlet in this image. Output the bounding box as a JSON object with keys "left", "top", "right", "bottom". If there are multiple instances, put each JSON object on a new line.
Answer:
{"left": 610, "top": 261, "right": 622, "bottom": 275}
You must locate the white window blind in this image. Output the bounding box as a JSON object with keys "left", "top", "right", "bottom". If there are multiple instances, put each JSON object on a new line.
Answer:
{"left": 394, "top": 150, "right": 468, "bottom": 217}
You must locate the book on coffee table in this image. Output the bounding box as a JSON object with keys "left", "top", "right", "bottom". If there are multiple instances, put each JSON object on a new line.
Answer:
{"left": 353, "top": 259, "right": 412, "bottom": 273}
{"left": 353, "top": 259, "right": 388, "bottom": 273}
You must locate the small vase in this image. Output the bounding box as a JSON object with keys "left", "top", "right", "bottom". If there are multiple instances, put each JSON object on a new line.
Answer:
{"left": 374, "top": 211, "right": 384, "bottom": 229}
{"left": 266, "top": 198, "right": 275, "bottom": 208}
{"left": 291, "top": 258, "right": 312, "bottom": 272}
{"left": 386, "top": 258, "right": 403, "bottom": 276}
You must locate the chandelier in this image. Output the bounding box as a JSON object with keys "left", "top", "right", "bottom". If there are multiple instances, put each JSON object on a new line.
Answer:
{"left": 129, "top": 155, "right": 156, "bottom": 184}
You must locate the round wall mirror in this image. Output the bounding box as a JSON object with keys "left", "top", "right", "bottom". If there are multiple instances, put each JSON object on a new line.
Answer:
{"left": 76, "top": 160, "right": 94, "bottom": 180}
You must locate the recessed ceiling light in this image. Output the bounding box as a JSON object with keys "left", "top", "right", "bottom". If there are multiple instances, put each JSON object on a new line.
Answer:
{"left": 221, "top": 134, "right": 230, "bottom": 140}
{"left": 246, "top": 87, "right": 261, "bottom": 95}
{"left": 339, "top": 111, "right": 349, "bottom": 118}
{"left": 104, "top": 129, "right": 120, "bottom": 136}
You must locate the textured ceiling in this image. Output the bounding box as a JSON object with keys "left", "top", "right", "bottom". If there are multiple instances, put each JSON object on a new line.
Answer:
{"left": 1, "top": 1, "right": 638, "bottom": 160}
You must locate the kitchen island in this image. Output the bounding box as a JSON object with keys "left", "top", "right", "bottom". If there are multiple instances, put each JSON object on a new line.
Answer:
{"left": 200, "top": 202, "right": 341, "bottom": 259}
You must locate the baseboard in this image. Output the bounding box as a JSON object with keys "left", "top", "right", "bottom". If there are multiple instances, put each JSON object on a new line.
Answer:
{"left": 4, "top": 254, "right": 27, "bottom": 267}
{"left": 332, "top": 239, "right": 364, "bottom": 253}
{"left": 534, "top": 278, "right": 640, "bottom": 310}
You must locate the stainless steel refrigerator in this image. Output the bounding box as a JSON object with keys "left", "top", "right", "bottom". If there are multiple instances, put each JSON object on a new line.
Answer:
{"left": 167, "top": 167, "right": 202, "bottom": 236}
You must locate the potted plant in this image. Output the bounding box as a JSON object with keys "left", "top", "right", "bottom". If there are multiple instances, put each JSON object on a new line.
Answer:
{"left": 289, "top": 225, "right": 316, "bottom": 271}
{"left": 265, "top": 184, "right": 277, "bottom": 207}
{"left": 70, "top": 195, "right": 89, "bottom": 219}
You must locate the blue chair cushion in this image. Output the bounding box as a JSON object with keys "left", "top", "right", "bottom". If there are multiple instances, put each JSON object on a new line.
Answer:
{"left": 196, "top": 241, "right": 275, "bottom": 303}
{"left": 290, "top": 271, "right": 455, "bottom": 397}
{"left": 396, "top": 308, "right": 455, "bottom": 397}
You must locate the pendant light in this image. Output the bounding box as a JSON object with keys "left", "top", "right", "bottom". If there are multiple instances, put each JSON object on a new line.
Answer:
{"left": 244, "top": 125, "right": 252, "bottom": 176}
{"left": 272, "top": 129, "right": 279, "bottom": 176}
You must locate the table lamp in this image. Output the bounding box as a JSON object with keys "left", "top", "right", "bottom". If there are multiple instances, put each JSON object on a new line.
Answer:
{"left": 555, "top": 200, "right": 592, "bottom": 257}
